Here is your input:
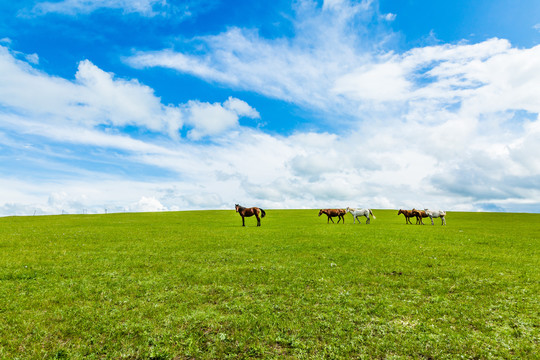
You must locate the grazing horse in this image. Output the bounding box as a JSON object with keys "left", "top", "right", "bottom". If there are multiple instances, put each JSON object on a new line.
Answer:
{"left": 424, "top": 209, "right": 446, "bottom": 225}
{"left": 397, "top": 209, "right": 415, "bottom": 224}
{"left": 318, "top": 209, "right": 346, "bottom": 224}
{"left": 345, "top": 207, "right": 376, "bottom": 224}
{"left": 235, "top": 204, "right": 266, "bottom": 227}
{"left": 411, "top": 208, "right": 428, "bottom": 225}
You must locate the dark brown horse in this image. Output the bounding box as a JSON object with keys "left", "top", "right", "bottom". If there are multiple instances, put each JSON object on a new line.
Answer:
{"left": 318, "top": 209, "right": 346, "bottom": 224}
{"left": 411, "top": 209, "right": 428, "bottom": 225}
{"left": 397, "top": 209, "right": 415, "bottom": 224}
{"left": 235, "top": 204, "right": 266, "bottom": 227}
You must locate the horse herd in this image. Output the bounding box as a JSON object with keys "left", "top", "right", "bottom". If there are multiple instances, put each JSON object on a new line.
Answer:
{"left": 397, "top": 209, "right": 447, "bottom": 225}
{"left": 235, "top": 204, "right": 446, "bottom": 227}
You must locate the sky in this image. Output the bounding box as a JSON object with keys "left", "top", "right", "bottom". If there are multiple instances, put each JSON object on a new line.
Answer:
{"left": 1, "top": 0, "right": 540, "bottom": 215}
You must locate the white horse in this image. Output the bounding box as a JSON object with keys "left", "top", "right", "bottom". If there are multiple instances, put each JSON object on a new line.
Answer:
{"left": 345, "top": 207, "right": 376, "bottom": 224}
{"left": 424, "top": 209, "right": 446, "bottom": 225}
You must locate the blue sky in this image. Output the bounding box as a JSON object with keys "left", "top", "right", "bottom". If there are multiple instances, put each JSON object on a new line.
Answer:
{"left": 1, "top": 0, "right": 540, "bottom": 215}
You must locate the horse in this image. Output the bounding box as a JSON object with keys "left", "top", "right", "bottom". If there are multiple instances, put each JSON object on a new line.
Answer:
{"left": 235, "top": 204, "right": 266, "bottom": 227}
{"left": 345, "top": 207, "right": 376, "bottom": 224}
{"left": 318, "top": 209, "right": 346, "bottom": 224}
{"left": 411, "top": 208, "right": 428, "bottom": 225}
{"left": 424, "top": 209, "right": 446, "bottom": 225}
{"left": 397, "top": 209, "right": 415, "bottom": 224}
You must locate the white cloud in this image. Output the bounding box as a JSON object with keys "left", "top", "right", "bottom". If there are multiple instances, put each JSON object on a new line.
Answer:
{"left": 24, "top": 53, "right": 39, "bottom": 64}
{"left": 0, "top": 46, "right": 262, "bottom": 145}
{"left": 224, "top": 97, "right": 260, "bottom": 119}
{"left": 0, "top": 47, "right": 183, "bottom": 139}
{"left": 30, "top": 0, "right": 168, "bottom": 16}
{"left": 383, "top": 13, "right": 396, "bottom": 21}
{"left": 26, "top": 0, "right": 216, "bottom": 19}
{"left": 125, "top": 0, "right": 385, "bottom": 115}
{"left": 184, "top": 100, "right": 239, "bottom": 140}
{"left": 333, "top": 61, "right": 410, "bottom": 101}
{"left": 183, "top": 97, "right": 259, "bottom": 140}
{"left": 125, "top": 3, "right": 540, "bottom": 128}
{"left": 127, "top": 50, "right": 238, "bottom": 84}
{"left": 130, "top": 196, "right": 166, "bottom": 212}
{"left": 75, "top": 59, "right": 184, "bottom": 134}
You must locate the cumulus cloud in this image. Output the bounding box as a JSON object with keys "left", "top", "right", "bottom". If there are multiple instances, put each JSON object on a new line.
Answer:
{"left": 0, "top": 47, "right": 183, "bottom": 139}
{"left": 224, "top": 97, "right": 260, "bottom": 119}
{"left": 183, "top": 97, "right": 259, "bottom": 140}
{"left": 130, "top": 196, "right": 166, "bottom": 212}
{"left": 0, "top": 46, "right": 261, "bottom": 146}
{"left": 75, "top": 60, "right": 184, "bottom": 135}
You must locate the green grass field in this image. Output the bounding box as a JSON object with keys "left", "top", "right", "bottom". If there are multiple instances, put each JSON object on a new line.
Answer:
{"left": 0, "top": 210, "right": 538, "bottom": 359}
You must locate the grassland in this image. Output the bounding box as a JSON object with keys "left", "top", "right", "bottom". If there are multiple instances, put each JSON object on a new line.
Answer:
{"left": 0, "top": 210, "right": 538, "bottom": 359}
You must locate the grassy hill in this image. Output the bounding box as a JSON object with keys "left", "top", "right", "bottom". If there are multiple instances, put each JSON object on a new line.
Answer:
{"left": 0, "top": 210, "right": 538, "bottom": 359}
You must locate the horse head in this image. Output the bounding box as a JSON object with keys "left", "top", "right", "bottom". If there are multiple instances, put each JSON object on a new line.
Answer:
{"left": 318, "top": 209, "right": 324, "bottom": 216}
{"left": 398, "top": 209, "right": 403, "bottom": 215}
{"left": 235, "top": 204, "right": 240, "bottom": 212}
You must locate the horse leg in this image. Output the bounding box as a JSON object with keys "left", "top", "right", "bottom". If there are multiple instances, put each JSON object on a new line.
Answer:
{"left": 406, "top": 216, "right": 411, "bottom": 225}
{"left": 256, "top": 213, "right": 261, "bottom": 226}
{"left": 441, "top": 216, "right": 446, "bottom": 225}
{"left": 242, "top": 216, "right": 245, "bottom": 227}
{"left": 328, "top": 215, "right": 334, "bottom": 224}
{"left": 430, "top": 216, "right": 434, "bottom": 225}
{"left": 366, "top": 215, "right": 370, "bottom": 224}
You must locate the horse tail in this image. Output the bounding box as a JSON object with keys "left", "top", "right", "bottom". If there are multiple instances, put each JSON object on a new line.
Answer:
{"left": 370, "top": 209, "right": 376, "bottom": 219}
{"left": 260, "top": 208, "right": 266, "bottom": 218}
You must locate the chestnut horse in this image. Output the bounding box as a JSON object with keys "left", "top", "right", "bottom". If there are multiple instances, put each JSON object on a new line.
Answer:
{"left": 397, "top": 209, "right": 415, "bottom": 224}
{"left": 235, "top": 204, "right": 266, "bottom": 227}
{"left": 318, "top": 209, "right": 346, "bottom": 224}
{"left": 412, "top": 209, "right": 428, "bottom": 225}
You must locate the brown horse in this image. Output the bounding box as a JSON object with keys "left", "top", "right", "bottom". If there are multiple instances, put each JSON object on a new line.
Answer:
{"left": 235, "top": 204, "right": 266, "bottom": 227}
{"left": 411, "top": 209, "right": 428, "bottom": 225}
{"left": 397, "top": 209, "right": 415, "bottom": 224}
{"left": 318, "top": 209, "right": 346, "bottom": 224}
